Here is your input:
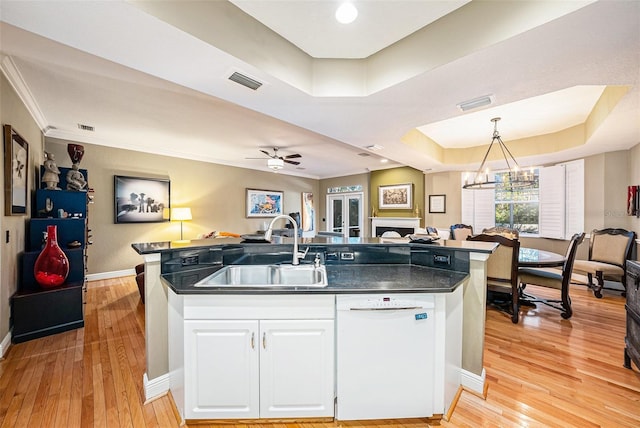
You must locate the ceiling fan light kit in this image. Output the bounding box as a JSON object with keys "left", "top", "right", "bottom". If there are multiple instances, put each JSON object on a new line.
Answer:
{"left": 267, "top": 158, "right": 284, "bottom": 171}
{"left": 463, "top": 117, "right": 536, "bottom": 191}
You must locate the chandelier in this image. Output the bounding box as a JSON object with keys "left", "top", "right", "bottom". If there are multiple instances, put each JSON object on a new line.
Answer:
{"left": 462, "top": 117, "right": 536, "bottom": 190}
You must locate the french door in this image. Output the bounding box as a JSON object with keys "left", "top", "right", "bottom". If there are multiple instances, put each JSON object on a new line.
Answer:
{"left": 326, "top": 193, "right": 363, "bottom": 238}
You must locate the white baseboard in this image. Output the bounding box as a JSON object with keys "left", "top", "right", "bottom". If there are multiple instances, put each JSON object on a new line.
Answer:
{"left": 143, "top": 372, "right": 170, "bottom": 403}
{"left": 460, "top": 367, "right": 486, "bottom": 396}
{"left": 86, "top": 269, "right": 135, "bottom": 281}
{"left": 0, "top": 331, "right": 11, "bottom": 359}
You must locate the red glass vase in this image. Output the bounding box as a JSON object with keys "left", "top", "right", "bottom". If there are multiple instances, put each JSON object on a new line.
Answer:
{"left": 34, "top": 225, "right": 70, "bottom": 288}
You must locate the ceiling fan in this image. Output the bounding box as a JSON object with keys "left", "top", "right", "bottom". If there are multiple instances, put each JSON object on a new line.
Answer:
{"left": 247, "top": 147, "right": 302, "bottom": 171}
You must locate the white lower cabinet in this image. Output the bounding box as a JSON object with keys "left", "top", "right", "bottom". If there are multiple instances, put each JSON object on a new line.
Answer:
{"left": 181, "top": 313, "right": 334, "bottom": 419}
{"left": 184, "top": 320, "right": 259, "bottom": 418}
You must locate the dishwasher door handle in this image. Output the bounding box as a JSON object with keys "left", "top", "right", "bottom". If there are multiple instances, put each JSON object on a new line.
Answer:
{"left": 349, "top": 306, "right": 423, "bottom": 311}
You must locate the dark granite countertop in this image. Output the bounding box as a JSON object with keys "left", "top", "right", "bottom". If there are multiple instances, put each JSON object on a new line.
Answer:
{"left": 161, "top": 263, "right": 469, "bottom": 295}
{"left": 132, "top": 236, "right": 496, "bottom": 255}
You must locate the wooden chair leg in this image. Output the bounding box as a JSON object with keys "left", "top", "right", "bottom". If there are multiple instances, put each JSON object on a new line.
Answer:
{"left": 511, "top": 284, "right": 519, "bottom": 324}
{"left": 561, "top": 289, "right": 572, "bottom": 320}
{"left": 593, "top": 271, "right": 604, "bottom": 298}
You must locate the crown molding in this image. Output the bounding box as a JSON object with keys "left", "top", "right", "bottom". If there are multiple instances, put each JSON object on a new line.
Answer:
{"left": 0, "top": 55, "right": 49, "bottom": 131}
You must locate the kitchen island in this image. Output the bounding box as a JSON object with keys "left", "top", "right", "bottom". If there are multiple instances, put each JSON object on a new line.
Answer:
{"left": 133, "top": 236, "right": 496, "bottom": 422}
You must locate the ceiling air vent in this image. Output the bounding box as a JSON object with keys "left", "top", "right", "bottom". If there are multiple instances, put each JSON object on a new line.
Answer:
{"left": 228, "top": 72, "right": 262, "bottom": 91}
{"left": 358, "top": 152, "right": 371, "bottom": 157}
{"left": 77, "top": 123, "right": 95, "bottom": 132}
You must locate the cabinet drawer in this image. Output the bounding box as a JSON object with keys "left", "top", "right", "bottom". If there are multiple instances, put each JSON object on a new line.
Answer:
{"left": 626, "top": 261, "right": 640, "bottom": 311}
{"left": 183, "top": 294, "right": 335, "bottom": 320}
{"left": 626, "top": 308, "right": 640, "bottom": 365}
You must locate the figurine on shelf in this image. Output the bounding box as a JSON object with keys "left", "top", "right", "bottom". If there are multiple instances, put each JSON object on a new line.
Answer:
{"left": 67, "top": 143, "right": 85, "bottom": 165}
{"left": 42, "top": 152, "right": 61, "bottom": 190}
{"left": 66, "top": 163, "right": 87, "bottom": 191}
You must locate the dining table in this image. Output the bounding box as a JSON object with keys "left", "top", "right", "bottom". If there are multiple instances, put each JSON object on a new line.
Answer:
{"left": 518, "top": 247, "right": 566, "bottom": 268}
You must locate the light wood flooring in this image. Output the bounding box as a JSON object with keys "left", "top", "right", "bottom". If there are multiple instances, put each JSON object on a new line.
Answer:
{"left": 1, "top": 276, "right": 639, "bottom": 427}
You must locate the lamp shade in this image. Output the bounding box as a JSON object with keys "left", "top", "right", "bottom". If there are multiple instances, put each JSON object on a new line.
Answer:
{"left": 171, "top": 207, "right": 192, "bottom": 221}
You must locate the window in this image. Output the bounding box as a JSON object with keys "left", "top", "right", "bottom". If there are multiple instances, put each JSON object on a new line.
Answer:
{"left": 462, "top": 160, "right": 583, "bottom": 239}
{"left": 494, "top": 170, "right": 539, "bottom": 233}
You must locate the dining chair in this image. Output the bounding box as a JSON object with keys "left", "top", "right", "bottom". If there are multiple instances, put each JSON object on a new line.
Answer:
{"left": 450, "top": 224, "right": 473, "bottom": 240}
{"left": 467, "top": 233, "right": 521, "bottom": 323}
{"left": 572, "top": 228, "right": 636, "bottom": 298}
{"left": 518, "top": 232, "right": 585, "bottom": 319}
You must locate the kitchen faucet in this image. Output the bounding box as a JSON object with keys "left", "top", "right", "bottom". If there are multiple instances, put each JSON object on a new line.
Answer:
{"left": 264, "top": 214, "right": 306, "bottom": 265}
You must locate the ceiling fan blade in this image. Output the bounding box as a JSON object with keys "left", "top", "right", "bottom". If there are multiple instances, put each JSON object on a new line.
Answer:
{"left": 284, "top": 159, "right": 300, "bottom": 165}
{"left": 260, "top": 149, "right": 272, "bottom": 157}
{"left": 284, "top": 153, "right": 302, "bottom": 159}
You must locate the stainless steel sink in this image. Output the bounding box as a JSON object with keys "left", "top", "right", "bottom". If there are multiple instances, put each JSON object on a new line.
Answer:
{"left": 194, "top": 264, "right": 328, "bottom": 288}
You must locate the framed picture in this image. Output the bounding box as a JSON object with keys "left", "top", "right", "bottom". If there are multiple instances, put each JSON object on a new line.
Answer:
{"left": 4, "top": 124, "right": 29, "bottom": 215}
{"left": 379, "top": 183, "right": 412, "bottom": 209}
{"left": 114, "top": 175, "right": 170, "bottom": 223}
{"left": 301, "top": 192, "right": 315, "bottom": 231}
{"left": 429, "top": 194, "right": 446, "bottom": 213}
{"left": 246, "top": 188, "right": 283, "bottom": 217}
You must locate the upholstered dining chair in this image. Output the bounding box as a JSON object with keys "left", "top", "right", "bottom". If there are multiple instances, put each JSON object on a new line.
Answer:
{"left": 572, "top": 228, "right": 636, "bottom": 298}
{"left": 467, "top": 233, "right": 521, "bottom": 323}
{"left": 518, "top": 232, "right": 585, "bottom": 319}
{"left": 450, "top": 224, "right": 473, "bottom": 240}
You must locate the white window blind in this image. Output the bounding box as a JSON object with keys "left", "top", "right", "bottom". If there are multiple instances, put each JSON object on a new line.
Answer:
{"left": 539, "top": 164, "right": 566, "bottom": 239}
{"left": 564, "top": 159, "right": 584, "bottom": 237}
{"left": 461, "top": 173, "right": 495, "bottom": 233}
{"left": 538, "top": 159, "right": 584, "bottom": 239}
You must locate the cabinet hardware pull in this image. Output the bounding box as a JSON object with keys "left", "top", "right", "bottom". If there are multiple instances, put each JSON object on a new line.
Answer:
{"left": 251, "top": 332, "right": 255, "bottom": 349}
{"left": 262, "top": 332, "right": 266, "bottom": 349}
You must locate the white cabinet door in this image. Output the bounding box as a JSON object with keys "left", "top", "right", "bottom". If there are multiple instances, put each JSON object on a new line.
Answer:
{"left": 184, "top": 320, "right": 259, "bottom": 419}
{"left": 259, "top": 320, "right": 335, "bottom": 418}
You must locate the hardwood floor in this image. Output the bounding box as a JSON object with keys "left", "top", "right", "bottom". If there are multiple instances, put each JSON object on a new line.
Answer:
{"left": 1, "top": 277, "right": 639, "bottom": 427}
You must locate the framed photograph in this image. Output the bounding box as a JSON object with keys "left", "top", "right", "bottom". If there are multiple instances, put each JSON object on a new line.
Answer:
{"left": 246, "top": 188, "right": 283, "bottom": 217}
{"left": 114, "top": 175, "right": 170, "bottom": 223}
{"left": 379, "top": 183, "right": 412, "bottom": 209}
{"left": 429, "top": 194, "right": 446, "bottom": 213}
{"left": 4, "top": 124, "right": 29, "bottom": 215}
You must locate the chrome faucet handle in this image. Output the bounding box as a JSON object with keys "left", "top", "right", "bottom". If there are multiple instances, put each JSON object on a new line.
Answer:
{"left": 297, "top": 246, "right": 310, "bottom": 260}
{"left": 314, "top": 253, "right": 321, "bottom": 268}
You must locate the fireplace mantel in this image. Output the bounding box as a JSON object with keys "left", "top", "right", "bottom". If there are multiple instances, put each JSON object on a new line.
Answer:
{"left": 370, "top": 217, "right": 421, "bottom": 237}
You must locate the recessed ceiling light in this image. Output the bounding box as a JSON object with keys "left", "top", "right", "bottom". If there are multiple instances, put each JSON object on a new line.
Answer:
{"left": 336, "top": 2, "right": 358, "bottom": 24}
{"left": 365, "top": 144, "right": 384, "bottom": 151}
{"left": 380, "top": 159, "right": 389, "bottom": 163}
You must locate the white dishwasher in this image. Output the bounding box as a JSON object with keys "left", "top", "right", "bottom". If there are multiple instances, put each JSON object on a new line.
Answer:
{"left": 336, "top": 294, "right": 435, "bottom": 420}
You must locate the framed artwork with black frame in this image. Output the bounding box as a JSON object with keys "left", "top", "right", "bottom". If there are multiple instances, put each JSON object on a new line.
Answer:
{"left": 246, "top": 188, "right": 283, "bottom": 217}
{"left": 114, "top": 175, "right": 170, "bottom": 223}
{"left": 4, "top": 124, "right": 29, "bottom": 215}
{"left": 429, "top": 194, "right": 446, "bottom": 213}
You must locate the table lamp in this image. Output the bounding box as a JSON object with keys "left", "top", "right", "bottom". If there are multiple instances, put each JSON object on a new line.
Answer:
{"left": 171, "top": 207, "right": 192, "bottom": 241}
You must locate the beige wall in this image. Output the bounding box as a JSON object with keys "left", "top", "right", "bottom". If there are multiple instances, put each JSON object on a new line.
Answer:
{"left": 44, "top": 138, "right": 319, "bottom": 275}
{"left": 1, "top": 74, "right": 44, "bottom": 340}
